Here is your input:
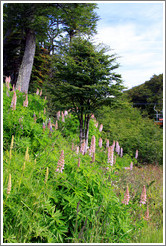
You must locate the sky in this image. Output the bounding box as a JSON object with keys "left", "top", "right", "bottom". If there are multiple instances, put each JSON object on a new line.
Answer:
{"left": 94, "top": 1, "right": 164, "bottom": 89}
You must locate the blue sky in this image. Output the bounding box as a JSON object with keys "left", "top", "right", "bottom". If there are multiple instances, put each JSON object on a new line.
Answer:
{"left": 94, "top": 2, "right": 164, "bottom": 89}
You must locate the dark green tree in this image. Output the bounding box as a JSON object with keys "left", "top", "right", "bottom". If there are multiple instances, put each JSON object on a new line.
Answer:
{"left": 3, "top": 3, "right": 98, "bottom": 92}
{"left": 124, "top": 74, "right": 163, "bottom": 118}
{"left": 47, "top": 38, "right": 124, "bottom": 149}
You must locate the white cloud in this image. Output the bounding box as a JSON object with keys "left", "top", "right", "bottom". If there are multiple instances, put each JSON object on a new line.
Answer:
{"left": 94, "top": 22, "right": 163, "bottom": 89}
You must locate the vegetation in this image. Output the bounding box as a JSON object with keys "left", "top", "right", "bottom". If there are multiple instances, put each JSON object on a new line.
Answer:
{"left": 46, "top": 37, "right": 123, "bottom": 149}
{"left": 3, "top": 83, "right": 163, "bottom": 243}
{"left": 3, "top": 3, "right": 163, "bottom": 244}
{"left": 124, "top": 74, "right": 163, "bottom": 119}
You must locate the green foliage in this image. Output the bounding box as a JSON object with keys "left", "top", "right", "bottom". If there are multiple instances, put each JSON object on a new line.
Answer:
{"left": 124, "top": 74, "right": 163, "bottom": 118}
{"left": 3, "top": 83, "right": 163, "bottom": 243}
{"left": 96, "top": 104, "right": 163, "bottom": 165}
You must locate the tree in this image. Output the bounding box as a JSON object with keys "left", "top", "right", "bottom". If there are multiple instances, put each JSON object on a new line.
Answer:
{"left": 3, "top": 3, "right": 98, "bottom": 92}
{"left": 47, "top": 38, "right": 124, "bottom": 150}
{"left": 124, "top": 74, "right": 163, "bottom": 118}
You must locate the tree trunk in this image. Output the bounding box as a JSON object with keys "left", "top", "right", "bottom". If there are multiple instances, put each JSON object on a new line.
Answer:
{"left": 16, "top": 29, "right": 36, "bottom": 92}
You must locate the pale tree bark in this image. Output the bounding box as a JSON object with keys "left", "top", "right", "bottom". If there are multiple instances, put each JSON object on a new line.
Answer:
{"left": 16, "top": 29, "right": 36, "bottom": 92}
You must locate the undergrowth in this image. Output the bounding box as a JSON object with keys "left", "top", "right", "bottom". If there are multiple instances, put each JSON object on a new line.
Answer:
{"left": 3, "top": 84, "right": 163, "bottom": 243}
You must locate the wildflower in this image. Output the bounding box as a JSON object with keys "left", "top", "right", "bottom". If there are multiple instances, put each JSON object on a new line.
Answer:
{"left": 44, "top": 167, "right": 49, "bottom": 184}
{"left": 95, "top": 122, "right": 98, "bottom": 128}
{"left": 91, "top": 135, "right": 96, "bottom": 154}
{"left": 44, "top": 96, "right": 47, "bottom": 101}
{"left": 99, "top": 138, "right": 102, "bottom": 148}
{"left": 80, "top": 139, "right": 85, "bottom": 155}
{"left": 55, "top": 120, "right": 58, "bottom": 130}
{"left": 106, "top": 139, "right": 109, "bottom": 148}
{"left": 91, "top": 114, "right": 95, "bottom": 119}
{"left": 44, "top": 108, "right": 46, "bottom": 114}
{"left": 36, "top": 88, "right": 39, "bottom": 95}
{"left": 12, "top": 84, "right": 15, "bottom": 91}
{"left": 99, "top": 124, "right": 103, "bottom": 132}
{"left": 120, "top": 147, "right": 123, "bottom": 157}
{"left": 47, "top": 118, "right": 51, "bottom": 128}
{"left": 122, "top": 185, "right": 130, "bottom": 205}
{"left": 112, "top": 140, "right": 115, "bottom": 151}
{"left": 57, "top": 111, "right": 60, "bottom": 120}
{"left": 56, "top": 150, "right": 65, "bottom": 173}
{"left": 18, "top": 85, "right": 21, "bottom": 91}
{"left": 40, "top": 89, "right": 42, "bottom": 96}
{"left": 7, "top": 174, "right": 11, "bottom": 195}
{"left": 130, "top": 162, "right": 133, "bottom": 170}
{"left": 42, "top": 122, "right": 46, "bottom": 132}
{"left": 61, "top": 112, "right": 65, "bottom": 122}
{"left": 108, "top": 146, "right": 114, "bottom": 166}
{"left": 10, "top": 91, "right": 17, "bottom": 110}
{"left": 49, "top": 125, "right": 53, "bottom": 132}
{"left": 23, "top": 94, "right": 28, "bottom": 107}
{"left": 144, "top": 205, "right": 149, "bottom": 221}
{"left": 9, "top": 135, "right": 14, "bottom": 159}
{"left": 5, "top": 76, "right": 11, "bottom": 89}
{"left": 76, "top": 146, "right": 79, "bottom": 154}
{"left": 140, "top": 185, "right": 146, "bottom": 205}
{"left": 135, "top": 149, "right": 138, "bottom": 159}
{"left": 64, "top": 110, "right": 68, "bottom": 116}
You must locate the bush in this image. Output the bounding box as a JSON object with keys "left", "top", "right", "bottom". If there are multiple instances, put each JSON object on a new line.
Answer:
{"left": 96, "top": 105, "right": 163, "bottom": 165}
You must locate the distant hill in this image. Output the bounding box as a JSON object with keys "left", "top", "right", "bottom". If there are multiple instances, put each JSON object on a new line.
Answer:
{"left": 124, "top": 74, "right": 163, "bottom": 119}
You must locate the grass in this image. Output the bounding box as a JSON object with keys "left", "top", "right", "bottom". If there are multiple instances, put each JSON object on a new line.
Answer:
{"left": 113, "top": 162, "right": 163, "bottom": 243}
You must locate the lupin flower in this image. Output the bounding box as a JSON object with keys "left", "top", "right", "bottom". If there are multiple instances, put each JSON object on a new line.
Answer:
{"left": 61, "top": 112, "right": 65, "bottom": 122}
{"left": 56, "top": 150, "right": 65, "bottom": 173}
{"left": 64, "top": 110, "right": 68, "bottom": 116}
{"left": 42, "top": 122, "right": 46, "bottom": 132}
{"left": 112, "top": 140, "right": 115, "bottom": 151}
{"left": 44, "top": 96, "right": 47, "bottom": 101}
{"left": 113, "top": 155, "right": 116, "bottom": 165}
{"left": 36, "top": 88, "right": 39, "bottom": 95}
{"left": 99, "top": 124, "right": 103, "bottom": 132}
{"left": 116, "top": 141, "right": 120, "bottom": 154}
{"left": 49, "top": 125, "right": 53, "bottom": 132}
{"left": 99, "top": 138, "right": 102, "bottom": 148}
{"left": 12, "top": 84, "right": 15, "bottom": 92}
{"left": 10, "top": 91, "right": 17, "bottom": 110}
{"left": 47, "top": 118, "right": 51, "bottom": 128}
{"left": 140, "top": 185, "right": 146, "bottom": 205}
{"left": 55, "top": 120, "right": 58, "bottom": 130}
{"left": 91, "top": 114, "right": 95, "bottom": 119}
{"left": 122, "top": 185, "right": 130, "bottom": 205}
{"left": 7, "top": 174, "right": 11, "bottom": 195}
{"left": 130, "top": 162, "right": 133, "bottom": 170}
{"left": 5, "top": 76, "right": 11, "bottom": 89}
{"left": 106, "top": 139, "right": 109, "bottom": 148}
{"left": 80, "top": 139, "right": 85, "bottom": 155}
{"left": 23, "top": 94, "right": 28, "bottom": 107}
{"left": 120, "top": 147, "right": 123, "bottom": 157}
{"left": 135, "top": 149, "right": 138, "bottom": 159}
{"left": 91, "top": 135, "right": 96, "bottom": 155}
{"left": 18, "top": 85, "right": 21, "bottom": 91}
{"left": 108, "top": 146, "right": 114, "bottom": 166}
{"left": 44, "top": 167, "right": 49, "bottom": 184}
{"left": 95, "top": 122, "right": 98, "bottom": 128}
{"left": 144, "top": 205, "right": 149, "bottom": 221}
{"left": 76, "top": 146, "right": 79, "bottom": 154}
{"left": 57, "top": 111, "right": 60, "bottom": 120}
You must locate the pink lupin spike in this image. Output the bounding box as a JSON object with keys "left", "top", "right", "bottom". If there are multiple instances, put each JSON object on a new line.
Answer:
{"left": 122, "top": 185, "right": 130, "bottom": 205}
{"left": 140, "top": 185, "right": 146, "bottom": 205}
